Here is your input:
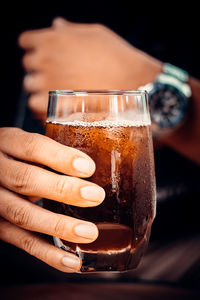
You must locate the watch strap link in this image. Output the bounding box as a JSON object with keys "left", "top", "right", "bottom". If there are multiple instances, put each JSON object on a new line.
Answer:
{"left": 163, "top": 63, "right": 189, "bottom": 83}
{"left": 156, "top": 63, "right": 191, "bottom": 98}
{"left": 156, "top": 74, "right": 191, "bottom": 98}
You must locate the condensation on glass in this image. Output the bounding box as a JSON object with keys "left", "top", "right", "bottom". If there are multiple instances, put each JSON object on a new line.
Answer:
{"left": 44, "top": 90, "right": 156, "bottom": 273}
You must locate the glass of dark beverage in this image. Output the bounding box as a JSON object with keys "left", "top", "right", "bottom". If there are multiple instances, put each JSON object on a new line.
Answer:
{"left": 44, "top": 90, "right": 156, "bottom": 273}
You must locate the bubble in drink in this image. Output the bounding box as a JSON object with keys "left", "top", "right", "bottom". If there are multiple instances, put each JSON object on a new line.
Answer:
{"left": 44, "top": 119, "right": 156, "bottom": 272}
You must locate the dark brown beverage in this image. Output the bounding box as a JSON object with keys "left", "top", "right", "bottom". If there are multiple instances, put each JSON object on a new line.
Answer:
{"left": 45, "top": 119, "right": 156, "bottom": 272}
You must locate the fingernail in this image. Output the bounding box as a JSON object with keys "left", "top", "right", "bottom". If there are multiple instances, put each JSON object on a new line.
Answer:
{"left": 74, "top": 223, "right": 98, "bottom": 239}
{"left": 73, "top": 158, "right": 95, "bottom": 175}
{"left": 62, "top": 255, "right": 80, "bottom": 270}
{"left": 80, "top": 185, "right": 105, "bottom": 202}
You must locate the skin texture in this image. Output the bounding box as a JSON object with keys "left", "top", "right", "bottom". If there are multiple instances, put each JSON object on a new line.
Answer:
{"left": 0, "top": 127, "right": 105, "bottom": 272}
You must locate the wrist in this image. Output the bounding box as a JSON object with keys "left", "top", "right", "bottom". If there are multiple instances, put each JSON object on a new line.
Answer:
{"left": 129, "top": 48, "right": 163, "bottom": 88}
{"left": 155, "top": 75, "right": 200, "bottom": 164}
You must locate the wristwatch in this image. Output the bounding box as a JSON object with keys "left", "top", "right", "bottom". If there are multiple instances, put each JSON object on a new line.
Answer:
{"left": 139, "top": 63, "right": 192, "bottom": 137}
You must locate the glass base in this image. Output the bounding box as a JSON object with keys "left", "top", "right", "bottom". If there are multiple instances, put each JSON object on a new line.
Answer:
{"left": 53, "top": 225, "right": 151, "bottom": 274}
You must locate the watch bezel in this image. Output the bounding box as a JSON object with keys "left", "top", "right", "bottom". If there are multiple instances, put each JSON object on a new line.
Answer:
{"left": 148, "top": 82, "right": 189, "bottom": 130}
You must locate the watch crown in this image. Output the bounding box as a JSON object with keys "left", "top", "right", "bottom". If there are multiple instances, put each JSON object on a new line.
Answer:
{"left": 138, "top": 83, "right": 153, "bottom": 93}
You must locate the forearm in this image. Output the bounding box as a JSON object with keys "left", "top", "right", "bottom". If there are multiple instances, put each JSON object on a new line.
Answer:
{"left": 159, "top": 76, "right": 200, "bottom": 164}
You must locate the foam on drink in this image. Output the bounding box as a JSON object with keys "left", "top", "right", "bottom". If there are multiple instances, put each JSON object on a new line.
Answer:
{"left": 46, "top": 112, "right": 151, "bottom": 127}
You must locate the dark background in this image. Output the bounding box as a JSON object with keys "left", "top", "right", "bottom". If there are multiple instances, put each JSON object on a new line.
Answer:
{"left": 1, "top": 0, "right": 200, "bottom": 289}
{"left": 1, "top": 2, "right": 200, "bottom": 127}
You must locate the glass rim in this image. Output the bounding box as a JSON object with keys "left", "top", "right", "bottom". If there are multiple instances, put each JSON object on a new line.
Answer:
{"left": 49, "top": 89, "right": 147, "bottom": 96}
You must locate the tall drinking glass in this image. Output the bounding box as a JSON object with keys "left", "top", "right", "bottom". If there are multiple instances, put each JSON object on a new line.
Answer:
{"left": 44, "top": 90, "right": 156, "bottom": 273}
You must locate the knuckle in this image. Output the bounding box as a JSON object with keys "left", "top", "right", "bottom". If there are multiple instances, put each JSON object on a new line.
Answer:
{"left": 7, "top": 205, "right": 31, "bottom": 227}
{"left": 92, "top": 23, "right": 105, "bottom": 32}
{"left": 54, "top": 176, "right": 70, "bottom": 198}
{"left": 39, "top": 247, "right": 52, "bottom": 264}
{"left": 53, "top": 217, "right": 67, "bottom": 237}
{"left": 0, "top": 127, "right": 21, "bottom": 140}
{"left": 11, "top": 165, "right": 32, "bottom": 192}
{"left": 23, "top": 133, "right": 40, "bottom": 159}
{"left": 21, "top": 236, "right": 38, "bottom": 256}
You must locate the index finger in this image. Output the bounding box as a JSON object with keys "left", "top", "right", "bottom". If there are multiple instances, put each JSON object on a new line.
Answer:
{"left": 18, "top": 28, "right": 51, "bottom": 49}
{"left": 0, "top": 127, "right": 95, "bottom": 178}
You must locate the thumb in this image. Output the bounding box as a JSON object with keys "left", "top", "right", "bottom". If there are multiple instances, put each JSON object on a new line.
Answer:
{"left": 52, "top": 17, "right": 70, "bottom": 29}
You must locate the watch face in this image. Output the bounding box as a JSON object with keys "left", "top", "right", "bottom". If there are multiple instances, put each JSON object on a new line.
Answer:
{"left": 149, "top": 83, "right": 188, "bottom": 129}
